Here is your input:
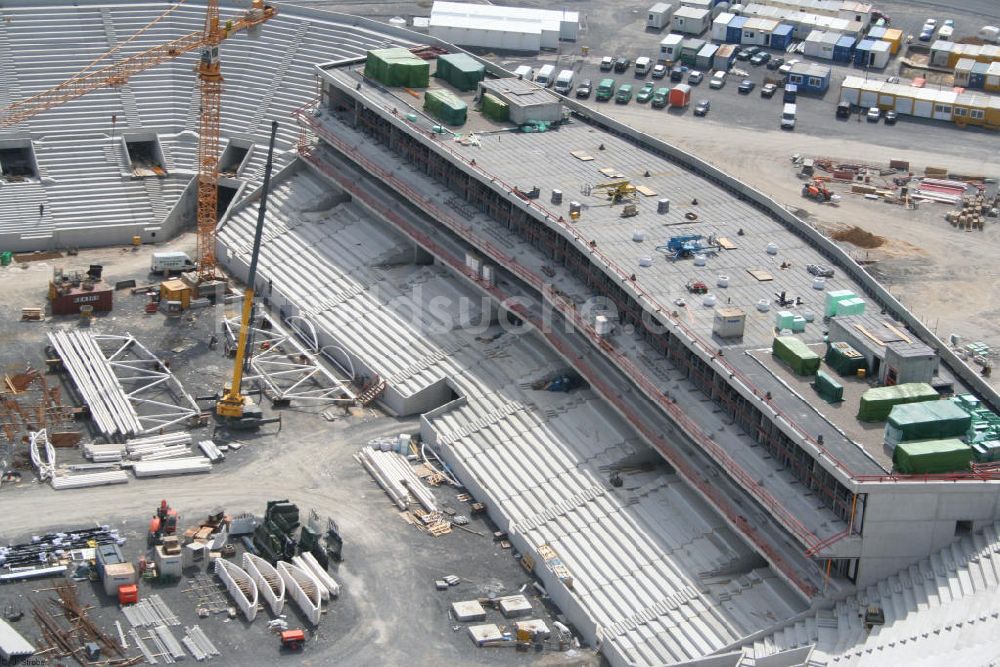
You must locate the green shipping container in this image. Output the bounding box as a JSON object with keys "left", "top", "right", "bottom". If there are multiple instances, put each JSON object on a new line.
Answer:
{"left": 857, "top": 382, "right": 939, "bottom": 422}
{"left": 825, "top": 341, "right": 866, "bottom": 376}
{"left": 813, "top": 370, "right": 844, "bottom": 403}
{"left": 434, "top": 53, "right": 485, "bottom": 91}
{"left": 772, "top": 336, "right": 821, "bottom": 376}
{"left": 364, "top": 48, "right": 430, "bottom": 88}
{"left": 0, "top": 251, "right": 11, "bottom": 266}
{"left": 424, "top": 89, "right": 468, "bottom": 126}
{"left": 893, "top": 438, "right": 973, "bottom": 474}
{"left": 884, "top": 400, "right": 973, "bottom": 445}
{"left": 481, "top": 93, "right": 509, "bottom": 122}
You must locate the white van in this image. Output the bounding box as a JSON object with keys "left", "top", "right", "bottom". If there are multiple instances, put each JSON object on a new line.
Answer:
{"left": 709, "top": 70, "right": 726, "bottom": 89}
{"left": 513, "top": 65, "right": 535, "bottom": 81}
{"left": 151, "top": 251, "right": 195, "bottom": 273}
{"left": 535, "top": 64, "right": 556, "bottom": 87}
{"left": 634, "top": 56, "right": 653, "bottom": 75}
{"left": 781, "top": 103, "right": 797, "bottom": 130}
{"left": 553, "top": 69, "right": 575, "bottom": 94}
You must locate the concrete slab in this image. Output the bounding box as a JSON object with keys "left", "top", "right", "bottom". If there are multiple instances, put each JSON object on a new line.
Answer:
{"left": 498, "top": 594, "right": 533, "bottom": 618}
{"left": 452, "top": 600, "right": 487, "bottom": 622}
{"left": 468, "top": 623, "right": 504, "bottom": 646}
{"left": 514, "top": 619, "right": 550, "bottom": 640}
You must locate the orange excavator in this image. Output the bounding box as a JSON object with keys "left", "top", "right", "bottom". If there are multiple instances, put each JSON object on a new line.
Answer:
{"left": 148, "top": 499, "right": 179, "bottom": 546}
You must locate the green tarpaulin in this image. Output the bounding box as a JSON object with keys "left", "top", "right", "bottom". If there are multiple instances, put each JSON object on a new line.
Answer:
{"left": 772, "top": 336, "right": 820, "bottom": 376}
{"left": 364, "top": 48, "right": 430, "bottom": 88}
{"left": 858, "top": 382, "right": 939, "bottom": 422}
{"left": 893, "top": 438, "right": 973, "bottom": 474}
{"left": 813, "top": 370, "right": 843, "bottom": 403}
{"left": 825, "top": 341, "right": 867, "bottom": 376}
{"left": 885, "top": 400, "right": 972, "bottom": 445}
{"left": 424, "top": 89, "right": 467, "bottom": 126}
{"left": 481, "top": 93, "right": 509, "bottom": 122}
{"left": 434, "top": 53, "right": 485, "bottom": 91}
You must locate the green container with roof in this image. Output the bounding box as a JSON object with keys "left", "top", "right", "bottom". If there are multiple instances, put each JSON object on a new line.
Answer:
{"left": 893, "top": 438, "right": 973, "bottom": 474}
{"left": 825, "top": 341, "right": 866, "bottom": 376}
{"left": 481, "top": 93, "right": 509, "bottom": 122}
{"left": 424, "top": 89, "right": 467, "bottom": 126}
{"left": 364, "top": 48, "right": 430, "bottom": 88}
{"left": 772, "top": 336, "right": 821, "bottom": 376}
{"left": 884, "top": 400, "right": 972, "bottom": 445}
{"left": 434, "top": 53, "right": 485, "bottom": 91}
{"left": 857, "top": 382, "right": 939, "bottom": 422}
{"left": 813, "top": 370, "right": 844, "bottom": 403}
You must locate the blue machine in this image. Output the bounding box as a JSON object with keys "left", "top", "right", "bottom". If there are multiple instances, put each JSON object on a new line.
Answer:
{"left": 656, "top": 234, "right": 719, "bottom": 260}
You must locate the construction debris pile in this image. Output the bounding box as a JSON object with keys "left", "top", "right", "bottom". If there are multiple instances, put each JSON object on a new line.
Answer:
{"left": 0, "top": 525, "right": 123, "bottom": 582}
{"left": 33, "top": 582, "right": 139, "bottom": 666}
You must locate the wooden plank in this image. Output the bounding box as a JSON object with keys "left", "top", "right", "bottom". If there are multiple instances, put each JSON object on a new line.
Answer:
{"left": 883, "top": 322, "right": 913, "bottom": 344}
{"left": 634, "top": 185, "right": 657, "bottom": 197}
{"left": 570, "top": 150, "right": 594, "bottom": 161}
{"left": 854, "top": 323, "right": 885, "bottom": 347}
{"left": 717, "top": 237, "right": 737, "bottom": 250}
{"left": 746, "top": 269, "right": 774, "bottom": 282}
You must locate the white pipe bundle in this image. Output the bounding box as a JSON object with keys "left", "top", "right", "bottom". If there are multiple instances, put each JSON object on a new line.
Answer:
{"left": 131, "top": 446, "right": 192, "bottom": 461}
{"left": 133, "top": 457, "right": 212, "bottom": 478}
{"left": 126, "top": 433, "right": 192, "bottom": 449}
{"left": 357, "top": 446, "right": 437, "bottom": 513}
{"left": 84, "top": 443, "right": 125, "bottom": 463}
{"left": 51, "top": 470, "right": 129, "bottom": 490}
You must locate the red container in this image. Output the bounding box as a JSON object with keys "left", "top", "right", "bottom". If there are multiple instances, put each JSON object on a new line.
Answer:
{"left": 49, "top": 281, "right": 113, "bottom": 316}
{"left": 118, "top": 583, "right": 138, "bottom": 605}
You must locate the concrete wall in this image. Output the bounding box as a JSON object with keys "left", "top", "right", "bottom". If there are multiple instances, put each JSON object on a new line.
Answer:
{"left": 856, "top": 483, "right": 1000, "bottom": 584}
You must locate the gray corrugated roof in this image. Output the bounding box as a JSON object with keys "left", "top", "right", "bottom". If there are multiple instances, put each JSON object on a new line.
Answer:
{"left": 0, "top": 618, "right": 34, "bottom": 659}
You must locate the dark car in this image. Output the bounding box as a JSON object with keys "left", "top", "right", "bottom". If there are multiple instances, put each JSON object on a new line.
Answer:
{"left": 737, "top": 79, "right": 755, "bottom": 94}
{"left": 670, "top": 65, "right": 685, "bottom": 82}
{"left": 836, "top": 101, "right": 851, "bottom": 118}
{"left": 736, "top": 47, "right": 755, "bottom": 61}
{"left": 761, "top": 83, "right": 778, "bottom": 98}
{"left": 884, "top": 110, "right": 898, "bottom": 125}
{"left": 614, "top": 57, "right": 631, "bottom": 73}
{"left": 576, "top": 79, "right": 592, "bottom": 98}
{"left": 693, "top": 99, "right": 710, "bottom": 116}
{"left": 750, "top": 51, "right": 771, "bottom": 66}
{"left": 766, "top": 56, "right": 785, "bottom": 70}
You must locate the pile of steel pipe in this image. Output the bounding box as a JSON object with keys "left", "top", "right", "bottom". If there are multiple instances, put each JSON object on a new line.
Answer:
{"left": 0, "top": 526, "right": 120, "bottom": 570}
{"left": 357, "top": 446, "right": 437, "bottom": 512}
{"left": 183, "top": 625, "right": 220, "bottom": 660}
{"left": 83, "top": 443, "right": 124, "bottom": 462}
{"left": 133, "top": 457, "right": 212, "bottom": 478}
{"left": 48, "top": 331, "right": 143, "bottom": 437}
{"left": 51, "top": 470, "right": 129, "bottom": 490}
{"left": 198, "top": 439, "right": 225, "bottom": 463}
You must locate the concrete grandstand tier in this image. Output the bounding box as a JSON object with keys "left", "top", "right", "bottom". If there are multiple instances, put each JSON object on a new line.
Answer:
{"left": 216, "top": 162, "right": 809, "bottom": 667}
{"left": 0, "top": 0, "right": 420, "bottom": 250}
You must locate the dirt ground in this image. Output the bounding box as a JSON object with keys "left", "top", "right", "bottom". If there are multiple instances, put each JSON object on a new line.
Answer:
{"left": 590, "top": 104, "right": 1000, "bottom": 388}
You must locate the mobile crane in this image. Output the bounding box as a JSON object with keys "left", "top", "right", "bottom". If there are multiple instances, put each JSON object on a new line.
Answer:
{"left": 0, "top": 0, "right": 276, "bottom": 280}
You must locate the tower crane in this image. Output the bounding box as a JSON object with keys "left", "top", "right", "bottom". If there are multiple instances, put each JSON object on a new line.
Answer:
{"left": 0, "top": 0, "right": 276, "bottom": 280}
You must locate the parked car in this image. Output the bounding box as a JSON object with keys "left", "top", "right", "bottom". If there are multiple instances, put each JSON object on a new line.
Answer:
{"left": 866, "top": 106, "right": 881, "bottom": 122}
{"left": 688, "top": 70, "right": 703, "bottom": 84}
{"left": 636, "top": 82, "right": 655, "bottom": 103}
{"left": 576, "top": 79, "right": 592, "bottom": 98}
{"left": 939, "top": 24, "right": 954, "bottom": 39}
{"left": 836, "top": 101, "right": 851, "bottom": 118}
{"left": 779, "top": 58, "right": 799, "bottom": 75}
{"left": 600, "top": 56, "right": 614, "bottom": 71}
{"left": 651, "top": 87, "right": 670, "bottom": 108}
{"left": 750, "top": 51, "right": 771, "bottom": 66}
{"left": 651, "top": 64, "right": 667, "bottom": 79}
{"left": 693, "top": 99, "right": 710, "bottom": 116}
{"left": 738, "top": 79, "right": 755, "bottom": 94}
{"left": 614, "top": 57, "right": 631, "bottom": 73}
{"left": 766, "top": 56, "right": 785, "bottom": 71}
{"left": 884, "top": 110, "right": 898, "bottom": 125}
{"left": 919, "top": 27, "right": 934, "bottom": 41}
{"left": 616, "top": 83, "right": 633, "bottom": 103}
{"left": 709, "top": 70, "right": 726, "bottom": 89}
{"left": 736, "top": 47, "right": 755, "bottom": 61}
{"left": 761, "top": 83, "right": 777, "bottom": 98}
{"left": 670, "top": 65, "right": 685, "bottom": 82}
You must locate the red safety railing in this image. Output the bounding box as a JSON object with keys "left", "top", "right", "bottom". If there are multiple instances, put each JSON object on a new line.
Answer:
{"left": 294, "top": 137, "right": 818, "bottom": 597}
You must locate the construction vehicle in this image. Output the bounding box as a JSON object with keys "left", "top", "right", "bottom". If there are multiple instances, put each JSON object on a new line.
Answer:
{"left": 592, "top": 180, "right": 637, "bottom": 204}
{"left": 802, "top": 179, "right": 833, "bottom": 202}
{"left": 148, "top": 499, "right": 179, "bottom": 546}
{"left": 656, "top": 235, "right": 720, "bottom": 261}
{"left": 0, "top": 0, "right": 276, "bottom": 282}
{"left": 280, "top": 629, "right": 306, "bottom": 651}
{"left": 686, "top": 280, "right": 708, "bottom": 294}
{"left": 212, "top": 121, "right": 280, "bottom": 427}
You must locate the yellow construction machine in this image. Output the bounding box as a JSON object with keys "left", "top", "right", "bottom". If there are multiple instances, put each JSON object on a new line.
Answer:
{"left": 592, "top": 180, "right": 637, "bottom": 204}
